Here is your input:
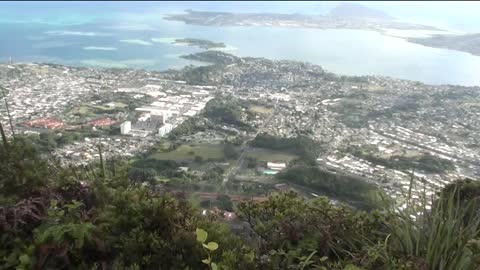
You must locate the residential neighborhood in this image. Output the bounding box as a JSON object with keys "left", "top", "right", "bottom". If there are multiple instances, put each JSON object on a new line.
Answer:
{"left": 1, "top": 52, "right": 480, "bottom": 207}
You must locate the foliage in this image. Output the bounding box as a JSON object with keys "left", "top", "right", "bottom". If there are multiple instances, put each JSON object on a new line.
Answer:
{"left": 441, "top": 178, "right": 480, "bottom": 203}
{"left": 237, "top": 191, "right": 389, "bottom": 269}
{"left": 250, "top": 133, "right": 322, "bottom": 164}
{"left": 217, "top": 194, "right": 234, "bottom": 212}
{"left": 181, "top": 50, "right": 240, "bottom": 66}
{"left": 175, "top": 38, "right": 226, "bottom": 49}
{"left": 2, "top": 137, "right": 480, "bottom": 270}
{"left": 0, "top": 138, "right": 255, "bottom": 270}
{"left": 168, "top": 116, "right": 210, "bottom": 140}
{"left": 348, "top": 145, "right": 455, "bottom": 174}
{"left": 223, "top": 143, "right": 240, "bottom": 160}
{"left": 196, "top": 228, "right": 220, "bottom": 270}
{"left": 177, "top": 64, "right": 224, "bottom": 85}
{"left": 203, "top": 97, "right": 252, "bottom": 130}
{"left": 130, "top": 158, "right": 179, "bottom": 177}
{"left": 32, "top": 200, "right": 97, "bottom": 269}
{"left": 0, "top": 138, "right": 50, "bottom": 203}
{"left": 246, "top": 156, "right": 258, "bottom": 168}
{"left": 384, "top": 182, "right": 480, "bottom": 270}
{"left": 17, "top": 129, "right": 98, "bottom": 153}
{"left": 277, "top": 164, "right": 383, "bottom": 210}
{"left": 195, "top": 155, "right": 205, "bottom": 163}
{"left": 202, "top": 166, "right": 225, "bottom": 184}
{"left": 127, "top": 167, "right": 157, "bottom": 187}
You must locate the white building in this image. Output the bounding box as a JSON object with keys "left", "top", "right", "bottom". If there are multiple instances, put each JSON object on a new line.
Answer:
{"left": 267, "top": 162, "right": 287, "bottom": 171}
{"left": 158, "top": 123, "right": 173, "bottom": 137}
{"left": 120, "top": 121, "right": 131, "bottom": 135}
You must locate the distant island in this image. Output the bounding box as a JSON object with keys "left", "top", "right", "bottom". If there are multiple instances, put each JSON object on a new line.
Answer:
{"left": 174, "top": 38, "right": 226, "bottom": 49}
{"left": 409, "top": 33, "right": 480, "bottom": 57}
{"left": 164, "top": 3, "right": 480, "bottom": 57}
{"left": 164, "top": 4, "right": 440, "bottom": 32}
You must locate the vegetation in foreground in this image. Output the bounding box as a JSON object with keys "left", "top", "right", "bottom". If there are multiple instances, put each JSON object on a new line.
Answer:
{"left": 1, "top": 130, "right": 480, "bottom": 269}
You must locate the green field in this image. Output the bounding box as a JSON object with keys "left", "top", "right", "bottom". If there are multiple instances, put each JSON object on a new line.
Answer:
{"left": 248, "top": 105, "right": 273, "bottom": 114}
{"left": 246, "top": 148, "right": 297, "bottom": 163}
{"left": 69, "top": 102, "right": 127, "bottom": 117}
{"left": 155, "top": 176, "right": 171, "bottom": 183}
{"left": 150, "top": 144, "right": 225, "bottom": 162}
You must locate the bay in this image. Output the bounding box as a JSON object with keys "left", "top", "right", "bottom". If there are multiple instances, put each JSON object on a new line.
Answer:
{"left": 1, "top": 5, "right": 480, "bottom": 86}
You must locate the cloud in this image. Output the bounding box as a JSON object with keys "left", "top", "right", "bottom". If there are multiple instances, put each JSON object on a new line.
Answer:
{"left": 208, "top": 45, "right": 238, "bottom": 52}
{"left": 45, "top": 30, "right": 112, "bottom": 37}
{"left": 104, "top": 24, "right": 155, "bottom": 31}
{"left": 119, "top": 39, "right": 153, "bottom": 46}
{"left": 151, "top": 37, "right": 177, "bottom": 44}
{"left": 83, "top": 46, "right": 118, "bottom": 51}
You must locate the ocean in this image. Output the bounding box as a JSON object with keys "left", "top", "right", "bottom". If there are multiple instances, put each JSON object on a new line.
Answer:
{"left": 1, "top": 1, "right": 480, "bottom": 86}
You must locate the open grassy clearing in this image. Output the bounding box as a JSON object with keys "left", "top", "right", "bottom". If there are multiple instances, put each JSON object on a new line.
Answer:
{"left": 150, "top": 143, "right": 225, "bottom": 162}
{"left": 155, "top": 175, "right": 171, "bottom": 183}
{"left": 248, "top": 105, "right": 273, "bottom": 114}
{"left": 69, "top": 102, "right": 128, "bottom": 117}
{"left": 246, "top": 147, "right": 298, "bottom": 163}
{"left": 366, "top": 85, "right": 386, "bottom": 91}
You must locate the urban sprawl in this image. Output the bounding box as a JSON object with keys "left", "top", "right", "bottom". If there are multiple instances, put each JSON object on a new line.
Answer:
{"left": 1, "top": 51, "right": 479, "bottom": 210}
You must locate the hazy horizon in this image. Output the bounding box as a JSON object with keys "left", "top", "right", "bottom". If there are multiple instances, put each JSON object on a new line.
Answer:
{"left": 1, "top": 1, "right": 480, "bottom": 32}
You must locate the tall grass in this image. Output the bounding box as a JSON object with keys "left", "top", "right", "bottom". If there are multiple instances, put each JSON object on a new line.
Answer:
{"left": 385, "top": 177, "right": 480, "bottom": 270}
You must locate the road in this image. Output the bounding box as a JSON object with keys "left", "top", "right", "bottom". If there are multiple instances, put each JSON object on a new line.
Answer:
{"left": 222, "top": 109, "right": 276, "bottom": 186}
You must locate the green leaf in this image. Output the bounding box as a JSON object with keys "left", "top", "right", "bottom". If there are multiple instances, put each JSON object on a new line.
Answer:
{"left": 211, "top": 262, "right": 218, "bottom": 270}
{"left": 19, "top": 254, "right": 30, "bottom": 265}
{"left": 245, "top": 250, "right": 255, "bottom": 262}
{"left": 50, "top": 199, "right": 58, "bottom": 208}
{"left": 196, "top": 228, "right": 208, "bottom": 243}
{"left": 203, "top": 242, "right": 219, "bottom": 251}
{"left": 344, "top": 264, "right": 363, "bottom": 270}
{"left": 320, "top": 256, "right": 328, "bottom": 262}
{"left": 201, "top": 258, "right": 210, "bottom": 264}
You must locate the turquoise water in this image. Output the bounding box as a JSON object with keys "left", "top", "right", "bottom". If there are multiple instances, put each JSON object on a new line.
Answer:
{"left": 1, "top": 2, "right": 480, "bottom": 86}
{"left": 263, "top": 170, "right": 279, "bottom": 175}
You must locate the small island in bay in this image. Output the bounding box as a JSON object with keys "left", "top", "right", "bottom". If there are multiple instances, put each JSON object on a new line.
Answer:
{"left": 180, "top": 50, "right": 241, "bottom": 65}
{"left": 174, "top": 38, "right": 226, "bottom": 49}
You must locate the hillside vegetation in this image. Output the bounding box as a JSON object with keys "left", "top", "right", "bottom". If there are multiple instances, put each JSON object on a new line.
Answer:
{"left": 1, "top": 129, "right": 480, "bottom": 269}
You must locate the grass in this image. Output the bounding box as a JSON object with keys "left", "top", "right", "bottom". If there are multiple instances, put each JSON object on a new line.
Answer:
{"left": 150, "top": 144, "right": 225, "bottom": 162}
{"left": 155, "top": 176, "right": 170, "bottom": 183}
{"left": 248, "top": 105, "right": 273, "bottom": 114}
{"left": 69, "top": 105, "right": 96, "bottom": 117}
{"left": 382, "top": 178, "right": 480, "bottom": 270}
{"left": 367, "top": 85, "right": 386, "bottom": 91}
{"left": 69, "top": 102, "right": 128, "bottom": 117}
{"left": 246, "top": 148, "right": 298, "bottom": 163}
{"left": 464, "top": 102, "right": 480, "bottom": 108}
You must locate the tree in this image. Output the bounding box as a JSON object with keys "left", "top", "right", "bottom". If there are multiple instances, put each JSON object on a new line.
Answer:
{"left": 246, "top": 157, "right": 258, "bottom": 169}
{"left": 217, "top": 194, "right": 233, "bottom": 212}
{"left": 128, "top": 167, "right": 157, "bottom": 187}
{"left": 223, "top": 143, "right": 240, "bottom": 160}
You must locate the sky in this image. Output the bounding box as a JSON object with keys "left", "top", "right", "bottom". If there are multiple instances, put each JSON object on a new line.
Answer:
{"left": 1, "top": 1, "right": 479, "bottom": 32}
